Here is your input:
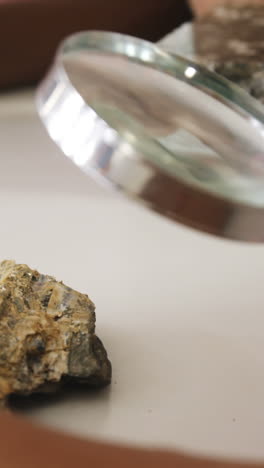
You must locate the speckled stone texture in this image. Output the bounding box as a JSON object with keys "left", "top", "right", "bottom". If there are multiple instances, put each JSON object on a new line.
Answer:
{"left": 194, "top": 4, "right": 264, "bottom": 102}
{"left": 0, "top": 260, "right": 111, "bottom": 404}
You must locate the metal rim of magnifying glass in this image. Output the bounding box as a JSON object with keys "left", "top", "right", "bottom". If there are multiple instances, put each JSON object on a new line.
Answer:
{"left": 36, "top": 30, "right": 264, "bottom": 243}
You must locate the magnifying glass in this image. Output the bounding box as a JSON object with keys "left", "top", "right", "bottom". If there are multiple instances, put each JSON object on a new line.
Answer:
{"left": 36, "top": 31, "right": 264, "bottom": 242}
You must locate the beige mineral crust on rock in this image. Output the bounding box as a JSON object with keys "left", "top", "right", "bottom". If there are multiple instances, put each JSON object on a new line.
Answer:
{"left": 0, "top": 260, "right": 111, "bottom": 402}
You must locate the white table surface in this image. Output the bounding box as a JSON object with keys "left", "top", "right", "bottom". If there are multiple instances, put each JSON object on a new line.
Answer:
{"left": 1, "top": 27, "right": 264, "bottom": 462}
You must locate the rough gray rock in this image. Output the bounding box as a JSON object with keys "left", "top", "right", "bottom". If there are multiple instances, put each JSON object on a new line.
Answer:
{"left": 194, "top": 4, "right": 264, "bottom": 103}
{"left": 0, "top": 260, "right": 111, "bottom": 403}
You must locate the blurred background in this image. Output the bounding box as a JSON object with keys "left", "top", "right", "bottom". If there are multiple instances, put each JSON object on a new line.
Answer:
{"left": 0, "top": 0, "right": 192, "bottom": 90}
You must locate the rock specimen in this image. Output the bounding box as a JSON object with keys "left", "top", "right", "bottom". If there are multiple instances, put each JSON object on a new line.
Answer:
{"left": 194, "top": 4, "right": 264, "bottom": 103}
{"left": 0, "top": 260, "right": 111, "bottom": 403}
